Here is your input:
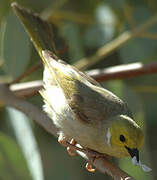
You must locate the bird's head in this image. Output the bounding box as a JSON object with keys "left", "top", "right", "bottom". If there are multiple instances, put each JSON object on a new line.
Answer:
{"left": 108, "top": 115, "right": 144, "bottom": 162}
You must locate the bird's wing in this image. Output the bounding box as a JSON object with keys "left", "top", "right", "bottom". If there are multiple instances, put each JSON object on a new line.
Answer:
{"left": 67, "top": 84, "right": 106, "bottom": 124}
{"left": 41, "top": 50, "right": 132, "bottom": 125}
{"left": 66, "top": 80, "right": 132, "bottom": 125}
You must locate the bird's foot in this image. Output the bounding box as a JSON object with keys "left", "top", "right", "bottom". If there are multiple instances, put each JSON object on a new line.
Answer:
{"left": 58, "top": 133, "right": 67, "bottom": 147}
{"left": 67, "top": 138, "right": 77, "bottom": 156}
{"left": 58, "top": 133, "right": 77, "bottom": 156}
{"left": 58, "top": 133, "right": 111, "bottom": 173}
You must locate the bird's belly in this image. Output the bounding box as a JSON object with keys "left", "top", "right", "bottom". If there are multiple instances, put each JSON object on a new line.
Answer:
{"left": 43, "top": 86, "right": 91, "bottom": 140}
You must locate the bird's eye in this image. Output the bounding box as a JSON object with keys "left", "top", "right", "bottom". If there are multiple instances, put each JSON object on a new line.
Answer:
{"left": 120, "top": 134, "right": 125, "bottom": 142}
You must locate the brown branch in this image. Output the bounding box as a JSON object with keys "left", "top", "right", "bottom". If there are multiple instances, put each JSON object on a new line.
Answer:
{"left": 81, "top": 153, "right": 134, "bottom": 180}
{"left": 0, "top": 83, "right": 135, "bottom": 180}
{"left": 9, "top": 61, "right": 157, "bottom": 98}
{"left": 87, "top": 62, "right": 157, "bottom": 82}
{"left": 10, "top": 80, "right": 42, "bottom": 98}
{"left": 0, "top": 84, "right": 58, "bottom": 136}
{"left": 64, "top": 142, "right": 135, "bottom": 180}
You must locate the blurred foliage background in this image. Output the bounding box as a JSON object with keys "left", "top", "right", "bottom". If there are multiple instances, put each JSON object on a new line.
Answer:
{"left": 0, "top": 0, "right": 157, "bottom": 180}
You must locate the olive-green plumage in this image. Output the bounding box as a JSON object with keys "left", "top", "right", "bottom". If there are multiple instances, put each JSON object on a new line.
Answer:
{"left": 40, "top": 50, "right": 145, "bottom": 162}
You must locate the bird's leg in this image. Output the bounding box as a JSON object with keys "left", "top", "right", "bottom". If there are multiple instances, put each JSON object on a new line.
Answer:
{"left": 85, "top": 149, "right": 112, "bottom": 173}
{"left": 85, "top": 148, "right": 112, "bottom": 160}
{"left": 85, "top": 148, "right": 105, "bottom": 158}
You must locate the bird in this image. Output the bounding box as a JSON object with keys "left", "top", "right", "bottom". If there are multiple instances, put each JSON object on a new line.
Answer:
{"left": 40, "top": 50, "right": 151, "bottom": 172}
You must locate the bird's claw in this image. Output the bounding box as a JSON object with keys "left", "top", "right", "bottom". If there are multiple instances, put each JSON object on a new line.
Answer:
{"left": 67, "top": 139, "right": 77, "bottom": 156}
{"left": 85, "top": 162, "right": 96, "bottom": 173}
{"left": 58, "top": 133, "right": 67, "bottom": 147}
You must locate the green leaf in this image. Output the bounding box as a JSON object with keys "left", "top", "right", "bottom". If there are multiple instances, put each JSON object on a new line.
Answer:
{"left": 11, "top": 2, "right": 56, "bottom": 58}
{"left": 0, "top": 132, "right": 32, "bottom": 180}
{"left": 2, "top": 13, "right": 31, "bottom": 80}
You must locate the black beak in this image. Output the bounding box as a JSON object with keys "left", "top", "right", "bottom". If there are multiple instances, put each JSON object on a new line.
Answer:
{"left": 125, "top": 146, "right": 139, "bottom": 162}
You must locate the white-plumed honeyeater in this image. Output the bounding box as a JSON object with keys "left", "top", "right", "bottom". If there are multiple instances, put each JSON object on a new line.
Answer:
{"left": 40, "top": 50, "right": 151, "bottom": 172}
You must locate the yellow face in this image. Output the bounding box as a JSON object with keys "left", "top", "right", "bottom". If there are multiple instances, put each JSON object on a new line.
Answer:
{"left": 109, "top": 115, "right": 144, "bottom": 160}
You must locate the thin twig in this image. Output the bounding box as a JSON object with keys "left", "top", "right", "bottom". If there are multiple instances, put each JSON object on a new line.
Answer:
{"left": 0, "top": 84, "right": 135, "bottom": 180}
{"left": 11, "top": 62, "right": 42, "bottom": 84}
{"left": 74, "top": 14, "right": 157, "bottom": 70}
{"left": 123, "top": 4, "right": 136, "bottom": 30}
{"left": 137, "top": 32, "right": 157, "bottom": 39}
